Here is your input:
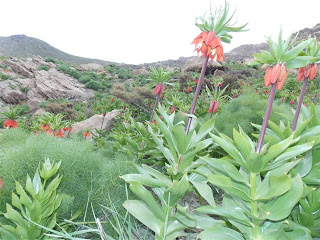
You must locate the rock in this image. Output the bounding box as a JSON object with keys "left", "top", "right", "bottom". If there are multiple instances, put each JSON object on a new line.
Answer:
{"left": 0, "top": 56, "right": 94, "bottom": 111}
{"left": 226, "top": 43, "right": 268, "bottom": 62}
{"left": 131, "top": 68, "right": 149, "bottom": 75}
{"left": 33, "top": 108, "right": 47, "bottom": 116}
{"left": 182, "top": 57, "right": 228, "bottom": 74}
{"left": 0, "top": 80, "right": 26, "bottom": 104}
{"left": 70, "top": 110, "right": 119, "bottom": 137}
{"left": 79, "top": 63, "right": 104, "bottom": 72}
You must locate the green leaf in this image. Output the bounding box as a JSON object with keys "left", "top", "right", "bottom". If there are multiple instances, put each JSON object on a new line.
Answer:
{"left": 164, "top": 174, "right": 190, "bottom": 207}
{"left": 294, "top": 150, "right": 312, "bottom": 177}
{"left": 121, "top": 174, "right": 167, "bottom": 188}
{"left": 196, "top": 117, "right": 215, "bottom": 141}
{"left": 266, "top": 142, "right": 313, "bottom": 171}
{"left": 286, "top": 56, "right": 319, "bottom": 69}
{"left": 197, "top": 226, "right": 245, "bottom": 240}
{"left": 263, "top": 175, "right": 304, "bottom": 221}
{"left": 129, "top": 182, "right": 165, "bottom": 221}
{"left": 282, "top": 39, "right": 312, "bottom": 62}
{"left": 256, "top": 174, "right": 291, "bottom": 201}
{"left": 190, "top": 180, "right": 215, "bottom": 207}
{"left": 210, "top": 133, "right": 246, "bottom": 166}
{"left": 123, "top": 200, "right": 162, "bottom": 236}
{"left": 207, "top": 175, "right": 250, "bottom": 202}
{"left": 201, "top": 157, "right": 247, "bottom": 184}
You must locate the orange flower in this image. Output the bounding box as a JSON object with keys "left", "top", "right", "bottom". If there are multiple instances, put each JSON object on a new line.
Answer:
{"left": 0, "top": 178, "right": 3, "bottom": 188}
{"left": 264, "top": 63, "right": 288, "bottom": 90}
{"left": 208, "top": 101, "right": 220, "bottom": 113}
{"left": 192, "top": 31, "right": 224, "bottom": 61}
{"left": 4, "top": 119, "right": 17, "bottom": 128}
{"left": 194, "top": 79, "right": 199, "bottom": 84}
{"left": 154, "top": 84, "right": 164, "bottom": 95}
{"left": 40, "top": 124, "right": 51, "bottom": 131}
{"left": 297, "top": 63, "right": 318, "bottom": 81}
{"left": 83, "top": 131, "right": 90, "bottom": 137}
{"left": 170, "top": 106, "right": 177, "bottom": 113}
{"left": 55, "top": 130, "right": 65, "bottom": 138}
{"left": 187, "top": 87, "right": 192, "bottom": 93}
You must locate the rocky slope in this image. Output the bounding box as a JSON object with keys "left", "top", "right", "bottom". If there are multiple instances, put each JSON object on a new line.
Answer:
{"left": 225, "top": 23, "right": 320, "bottom": 62}
{"left": 0, "top": 56, "right": 94, "bottom": 111}
{"left": 0, "top": 35, "right": 114, "bottom": 65}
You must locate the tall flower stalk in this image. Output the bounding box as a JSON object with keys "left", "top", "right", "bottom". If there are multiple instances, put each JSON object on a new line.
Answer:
{"left": 252, "top": 30, "right": 317, "bottom": 152}
{"left": 292, "top": 39, "right": 320, "bottom": 130}
{"left": 148, "top": 66, "right": 173, "bottom": 123}
{"left": 185, "top": 1, "right": 247, "bottom": 134}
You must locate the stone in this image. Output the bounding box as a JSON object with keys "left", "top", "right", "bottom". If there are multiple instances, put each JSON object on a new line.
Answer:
{"left": 182, "top": 57, "right": 228, "bottom": 74}
{"left": 70, "top": 110, "right": 119, "bottom": 138}
{"left": 79, "top": 63, "right": 104, "bottom": 72}
{"left": 0, "top": 56, "right": 94, "bottom": 111}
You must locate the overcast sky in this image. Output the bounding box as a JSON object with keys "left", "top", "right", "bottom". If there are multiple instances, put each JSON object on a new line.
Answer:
{"left": 2, "top": 0, "right": 320, "bottom": 64}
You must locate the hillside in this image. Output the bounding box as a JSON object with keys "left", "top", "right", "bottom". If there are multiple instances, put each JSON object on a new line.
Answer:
{"left": 0, "top": 35, "right": 114, "bottom": 65}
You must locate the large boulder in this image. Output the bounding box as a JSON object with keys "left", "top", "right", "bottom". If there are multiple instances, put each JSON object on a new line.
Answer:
{"left": 70, "top": 110, "right": 119, "bottom": 137}
{"left": 182, "top": 57, "right": 228, "bottom": 74}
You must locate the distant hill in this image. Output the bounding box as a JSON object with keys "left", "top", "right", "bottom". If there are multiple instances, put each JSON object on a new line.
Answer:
{"left": 0, "top": 34, "right": 114, "bottom": 65}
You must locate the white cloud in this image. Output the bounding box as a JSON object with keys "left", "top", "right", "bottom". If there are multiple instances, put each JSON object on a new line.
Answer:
{"left": 1, "top": 0, "right": 319, "bottom": 64}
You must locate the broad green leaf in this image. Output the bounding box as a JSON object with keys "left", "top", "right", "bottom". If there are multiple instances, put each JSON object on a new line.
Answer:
{"left": 207, "top": 175, "right": 251, "bottom": 202}
{"left": 197, "top": 226, "right": 245, "bottom": 240}
{"left": 121, "top": 174, "right": 167, "bottom": 188}
{"left": 164, "top": 174, "right": 190, "bottom": 207}
{"left": 266, "top": 142, "right": 313, "bottom": 171}
{"left": 286, "top": 56, "right": 319, "bottom": 69}
{"left": 196, "top": 117, "right": 215, "bottom": 141}
{"left": 129, "top": 182, "right": 165, "bottom": 221}
{"left": 210, "top": 133, "right": 246, "bottom": 166}
{"left": 123, "top": 200, "right": 162, "bottom": 236}
{"left": 294, "top": 150, "right": 312, "bottom": 177}
{"left": 142, "top": 164, "right": 172, "bottom": 187}
{"left": 263, "top": 175, "right": 304, "bottom": 221}
{"left": 190, "top": 180, "right": 215, "bottom": 207}
{"left": 256, "top": 174, "right": 291, "bottom": 201}
{"left": 201, "top": 157, "right": 247, "bottom": 184}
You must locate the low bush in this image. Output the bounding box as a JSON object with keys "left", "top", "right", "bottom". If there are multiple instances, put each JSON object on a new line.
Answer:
{"left": 215, "top": 93, "right": 291, "bottom": 137}
{"left": 0, "top": 129, "right": 135, "bottom": 222}
{"left": 57, "top": 64, "right": 81, "bottom": 79}
{"left": 85, "top": 80, "right": 105, "bottom": 90}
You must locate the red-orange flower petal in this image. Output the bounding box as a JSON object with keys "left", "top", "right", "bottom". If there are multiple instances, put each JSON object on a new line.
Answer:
{"left": 264, "top": 66, "right": 273, "bottom": 87}
{"left": 213, "top": 101, "right": 220, "bottom": 113}
{"left": 309, "top": 64, "right": 318, "bottom": 80}
{"left": 277, "top": 70, "right": 288, "bottom": 90}
{"left": 4, "top": 119, "right": 17, "bottom": 128}
{"left": 208, "top": 100, "right": 215, "bottom": 113}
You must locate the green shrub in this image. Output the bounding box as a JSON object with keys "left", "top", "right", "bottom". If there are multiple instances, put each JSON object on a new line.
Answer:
{"left": 38, "top": 65, "right": 49, "bottom": 71}
{"left": 45, "top": 57, "right": 57, "bottom": 64}
{"left": 57, "top": 64, "right": 81, "bottom": 79}
{"left": 0, "top": 129, "right": 134, "bottom": 222}
{"left": 85, "top": 80, "right": 105, "bottom": 90}
{"left": 79, "top": 74, "right": 94, "bottom": 83}
{"left": 0, "top": 72, "right": 9, "bottom": 81}
{"left": 215, "top": 93, "right": 291, "bottom": 137}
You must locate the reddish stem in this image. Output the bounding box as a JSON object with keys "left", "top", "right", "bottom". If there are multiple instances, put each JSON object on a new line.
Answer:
{"left": 185, "top": 55, "right": 209, "bottom": 135}
{"left": 256, "top": 83, "right": 277, "bottom": 153}
{"left": 292, "top": 77, "right": 308, "bottom": 131}
{"left": 150, "top": 93, "right": 160, "bottom": 123}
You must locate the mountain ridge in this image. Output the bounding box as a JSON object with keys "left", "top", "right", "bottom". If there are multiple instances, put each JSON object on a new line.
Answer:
{"left": 0, "top": 34, "right": 115, "bottom": 65}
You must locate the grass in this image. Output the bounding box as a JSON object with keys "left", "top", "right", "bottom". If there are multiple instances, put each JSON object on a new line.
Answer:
{"left": 0, "top": 129, "right": 135, "bottom": 225}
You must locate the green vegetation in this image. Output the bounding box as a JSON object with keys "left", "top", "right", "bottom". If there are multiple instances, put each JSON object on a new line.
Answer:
{"left": 0, "top": 129, "right": 135, "bottom": 223}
